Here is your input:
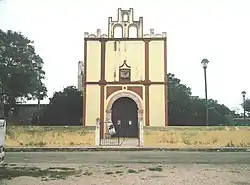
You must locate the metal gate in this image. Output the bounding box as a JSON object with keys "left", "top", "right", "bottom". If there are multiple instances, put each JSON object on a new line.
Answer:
{"left": 100, "top": 120, "right": 128, "bottom": 146}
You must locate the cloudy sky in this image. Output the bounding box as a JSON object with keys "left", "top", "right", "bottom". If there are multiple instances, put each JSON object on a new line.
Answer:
{"left": 0, "top": 0, "right": 249, "bottom": 112}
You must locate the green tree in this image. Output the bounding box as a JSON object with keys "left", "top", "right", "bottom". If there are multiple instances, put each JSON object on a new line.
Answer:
{"left": 168, "top": 73, "right": 192, "bottom": 125}
{"left": 0, "top": 29, "right": 47, "bottom": 115}
{"left": 167, "top": 73, "right": 232, "bottom": 126}
{"left": 35, "top": 74, "right": 231, "bottom": 126}
{"left": 36, "top": 86, "right": 83, "bottom": 125}
{"left": 242, "top": 98, "right": 250, "bottom": 113}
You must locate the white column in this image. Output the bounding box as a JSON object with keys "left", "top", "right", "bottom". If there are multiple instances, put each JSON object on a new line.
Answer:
{"left": 139, "top": 120, "right": 144, "bottom": 147}
{"left": 95, "top": 118, "right": 100, "bottom": 146}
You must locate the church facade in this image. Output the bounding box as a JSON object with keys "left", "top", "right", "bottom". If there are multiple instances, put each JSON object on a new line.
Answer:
{"left": 82, "top": 8, "right": 168, "bottom": 141}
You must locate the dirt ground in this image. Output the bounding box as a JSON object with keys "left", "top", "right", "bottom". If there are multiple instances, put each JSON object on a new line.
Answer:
{"left": 1, "top": 163, "right": 250, "bottom": 185}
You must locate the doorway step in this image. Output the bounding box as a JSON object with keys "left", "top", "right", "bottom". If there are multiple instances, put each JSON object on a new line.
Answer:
{"left": 119, "top": 138, "right": 139, "bottom": 147}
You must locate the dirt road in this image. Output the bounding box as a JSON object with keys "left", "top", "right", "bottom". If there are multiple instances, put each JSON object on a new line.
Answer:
{"left": 1, "top": 151, "right": 249, "bottom": 185}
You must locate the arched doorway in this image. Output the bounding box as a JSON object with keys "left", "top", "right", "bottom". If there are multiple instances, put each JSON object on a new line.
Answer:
{"left": 111, "top": 97, "right": 139, "bottom": 138}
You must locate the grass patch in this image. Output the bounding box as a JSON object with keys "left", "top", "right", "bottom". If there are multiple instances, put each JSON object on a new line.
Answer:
{"left": 148, "top": 166, "right": 163, "bottom": 172}
{"left": 7, "top": 164, "right": 17, "bottom": 167}
{"left": 0, "top": 165, "right": 80, "bottom": 181}
{"left": 83, "top": 171, "right": 93, "bottom": 176}
{"left": 127, "top": 169, "right": 137, "bottom": 173}
{"left": 104, "top": 171, "right": 114, "bottom": 175}
{"left": 47, "top": 167, "right": 75, "bottom": 171}
{"left": 114, "top": 165, "right": 123, "bottom": 168}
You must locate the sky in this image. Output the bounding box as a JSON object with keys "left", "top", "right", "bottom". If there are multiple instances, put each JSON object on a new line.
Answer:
{"left": 0, "top": 0, "right": 250, "bottom": 112}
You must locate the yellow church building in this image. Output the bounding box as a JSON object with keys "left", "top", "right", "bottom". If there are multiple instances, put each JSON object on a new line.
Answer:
{"left": 80, "top": 8, "right": 168, "bottom": 146}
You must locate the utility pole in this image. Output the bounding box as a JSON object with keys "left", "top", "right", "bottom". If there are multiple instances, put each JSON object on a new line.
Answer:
{"left": 0, "top": 78, "right": 4, "bottom": 119}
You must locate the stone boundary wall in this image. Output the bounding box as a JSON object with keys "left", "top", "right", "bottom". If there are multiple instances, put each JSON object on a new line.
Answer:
{"left": 6, "top": 126, "right": 96, "bottom": 147}
{"left": 143, "top": 126, "right": 250, "bottom": 147}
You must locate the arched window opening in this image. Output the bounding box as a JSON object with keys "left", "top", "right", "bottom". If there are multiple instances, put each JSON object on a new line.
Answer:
{"left": 123, "top": 14, "right": 129, "bottom": 22}
{"left": 114, "top": 26, "right": 123, "bottom": 38}
{"left": 128, "top": 26, "right": 138, "bottom": 38}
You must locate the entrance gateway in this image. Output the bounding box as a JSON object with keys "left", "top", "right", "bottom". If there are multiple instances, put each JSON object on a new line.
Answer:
{"left": 81, "top": 8, "right": 168, "bottom": 147}
{"left": 112, "top": 97, "right": 138, "bottom": 138}
{"left": 101, "top": 90, "right": 144, "bottom": 146}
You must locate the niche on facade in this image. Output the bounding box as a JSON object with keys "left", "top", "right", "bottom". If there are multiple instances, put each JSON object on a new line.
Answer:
{"left": 113, "top": 25, "right": 123, "bottom": 38}
{"left": 128, "top": 25, "right": 138, "bottom": 38}
{"left": 122, "top": 13, "right": 129, "bottom": 22}
{"left": 119, "top": 60, "right": 131, "bottom": 82}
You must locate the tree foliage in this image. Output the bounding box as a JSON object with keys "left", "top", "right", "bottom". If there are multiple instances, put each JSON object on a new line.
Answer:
{"left": 34, "top": 74, "right": 232, "bottom": 126}
{"left": 242, "top": 99, "right": 250, "bottom": 113}
{"left": 168, "top": 73, "right": 191, "bottom": 124}
{"left": 168, "top": 73, "right": 232, "bottom": 126}
{"left": 0, "top": 30, "right": 47, "bottom": 111}
{"left": 36, "top": 86, "right": 82, "bottom": 125}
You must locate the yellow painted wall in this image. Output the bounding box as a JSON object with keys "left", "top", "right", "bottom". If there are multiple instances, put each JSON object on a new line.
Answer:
{"left": 86, "top": 41, "right": 101, "bottom": 82}
{"left": 6, "top": 126, "right": 96, "bottom": 147}
{"left": 105, "top": 41, "right": 145, "bottom": 82}
{"left": 143, "top": 127, "right": 250, "bottom": 147}
{"left": 149, "top": 41, "right": 165, "bottom": 82}
{"left": 149, "top": 85, "right": 165, "bottom": 127}
{"left": 86, "top": 85, "right": 100, "bottom": 126}
{"left": 85, "top": 39, "right": 166, "bottom": 128}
